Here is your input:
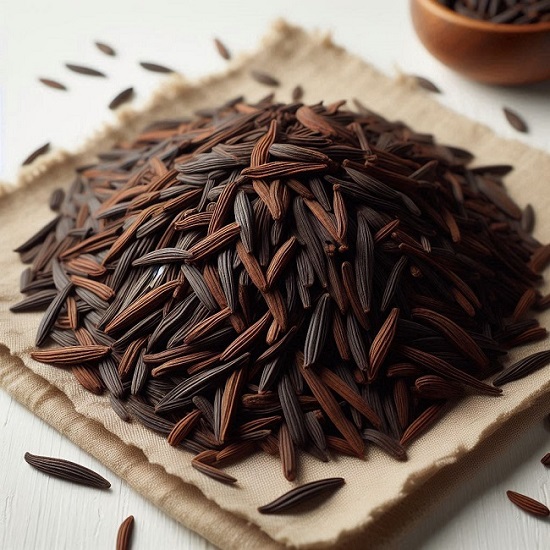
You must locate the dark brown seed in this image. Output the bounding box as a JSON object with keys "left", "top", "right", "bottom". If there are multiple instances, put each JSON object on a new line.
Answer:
{"left": 503, "top": 107, "right": 528, "bottom": 133}
{"left": 109, "top": 87, "right": 134, "bottom": 110}
{"left": 412, "top": 75, "right": 441, "bottom": 93}
{"left": 49, "top": 188, "right": 65, "bottom": 211}
{"left": 362, "top": 429, "right": 407, "bottom": 461}
{"left": 31, "top": 344, "right": 110, "bottom": 365}
{"left": 250, "top": 70, "right": 280, "bottom": 87}
{"left": 10, "top": 289, "right": 58, "bottom": 312}
{"left": 191, "top": 458, "right": 237, "bottom": 484}
{"left": 506, "top": 490, "right": 549, "bottom": 517}
{"left": 65, "top": 64, "right": 106, "bottom": 77}
{"left": 258, "top": 478, "right": 345, "bottom": 514}
{"left": 139, "top": 61, "right": 175, "bottom": 74}
{"left": 414, "top": 375, "right": 464, "bottom": 400}
{"left": 521, "top": 204, "right": 535, "bottom": 233}
{"left": 493, "top": 351, "right": 550, "bottom": 386}
{"left": 292, "top": 85, "right": 304, "bottom": 102}
{"left": 214, "top": 38, "right": 231, "bottom": 60}
{"left": 400, "top": 346, "right": 501, "bottom": 396}
{"left": 411, "top": 308, "right": 489, "bottom": 368}
{"left": 39, "top": 78, "right": 67, "bottom": 91}
{"left": 22, "top": 142, "right": 51, "bottom": 166}
{"left": 299, "top": 356, "right": 364, "bottom": 456}
{"left": 95, "top": 41, "right": 116, "bottom": 56}
{"left": 303, "top": 294, "right": 331, "bottom": 367}
{"left": 24, "top": 452, "right": 111, "bottom": 489}
{"left": 109, "top": 395, "right": 130, "bottom": 422}
{"left": 278, "top": 374, "right": 308, "bottom": 447}
{"left": 541, "top": 452, "right": 550, "bottom": 466}
{"left": 116, "top": 516, "right": 134, "bottom": 550}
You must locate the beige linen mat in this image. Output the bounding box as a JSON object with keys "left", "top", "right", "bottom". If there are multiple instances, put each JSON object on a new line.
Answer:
{"left": 1, "top": 20, "right": 549, "bottom": 550}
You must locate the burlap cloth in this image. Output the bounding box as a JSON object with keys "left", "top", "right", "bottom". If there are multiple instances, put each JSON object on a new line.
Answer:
{"left": 1, "top": 21, "right": 549, "bottom": 550}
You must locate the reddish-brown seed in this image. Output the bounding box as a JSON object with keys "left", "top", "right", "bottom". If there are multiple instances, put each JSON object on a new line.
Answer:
{"left": 116, "top": 515, "right": 134, "bottom": 550}
{"left": 95, "top": 41, "right": 116, "bottom": 56}
{"left": 368, "top": 308, "right": 400, "bottom": 382}
{"left": 39, "top": 78, "right": 67, "bottom": 91}
{"left": 506, "top": 490, "right": 549, "bottom": 517}
{"left": 139, "top": 61, "right": 175, "bottom": 74}
{"left": 214, "top": 38, "right": 231, "bottom": 60}
{"left": 65, "top": 64, "right": 106, "bottom": 77}
{"left": 503, "top": 107, "right": 528, "bottom": 133}
{"left": 250, "top": 70, "right": 280, "bottom": 87}
{"left": 400, "top": 403, "right": 446, "bottom": 447}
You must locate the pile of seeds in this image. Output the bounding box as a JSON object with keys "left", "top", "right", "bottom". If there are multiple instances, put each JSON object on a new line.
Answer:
{"left": 12, "top": 96, "right": 550, "bottom": 485}
{"left": 438, "top": 0, "right": 550, "bottom": 24}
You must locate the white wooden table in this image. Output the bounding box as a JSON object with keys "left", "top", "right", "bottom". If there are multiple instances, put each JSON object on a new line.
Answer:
{"left": 1, "top": 1, "right": 549, "bottom": 548}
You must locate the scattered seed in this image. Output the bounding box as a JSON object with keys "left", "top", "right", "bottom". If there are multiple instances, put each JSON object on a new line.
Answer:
{"left": 214, "top": 38, "right": 231, "bottom": 60}
{"left": 38, "top": 78, "right": 67, "bottom": 91}
{"left": 116, "top": 515, "right": 134, "bottom": 550}
{"left": 95, "top": 41, "right": 116, "bottom": 57}
{"left": 504, "top": 107, "right": 528, "bottom": 133}
{"left": 250, "top": 70, "right": 280, "bottom": 87}
{"left": 139, "top": 61, "right": 175, "bottom": 74}
{"left": 24, "top": 452, "right": 111, "bottom": 489}
{"left": 22, "top": 142, "right": 51, "bottom": 166}
{"left": 506, "top": 490, "right": 549, "bottom": 517}
{"left": 65, "top": 64, "right": 106, "bottom": 77}
{"left": 412, "top": 75, "right": 441, "bottom": 93}
{"left": 258, "top": 477, "right": 345, "bottom": 514}
{"left": 109, "top": 87, "right": 134, "bottom": 110}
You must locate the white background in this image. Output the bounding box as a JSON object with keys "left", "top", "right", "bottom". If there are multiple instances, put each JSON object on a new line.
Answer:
{"left": 0, "top": 1, "right": 549, "bottom": 548}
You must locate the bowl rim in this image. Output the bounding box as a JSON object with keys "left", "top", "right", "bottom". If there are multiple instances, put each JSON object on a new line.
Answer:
{"left": 414, "top": 0, "right": 550, "bottom": 33}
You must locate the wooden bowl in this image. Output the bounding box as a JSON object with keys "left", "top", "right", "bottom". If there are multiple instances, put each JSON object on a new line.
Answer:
{"left": 410, "top": 0, "right": 550, "bottom": 85}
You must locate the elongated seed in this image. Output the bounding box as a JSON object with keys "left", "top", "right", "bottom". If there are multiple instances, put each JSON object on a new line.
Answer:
{"left": 258, "top": 478, "right": 345, "bottom": 514}
{"left": 24, "top": 452, "right": 111, "bottom": 489}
